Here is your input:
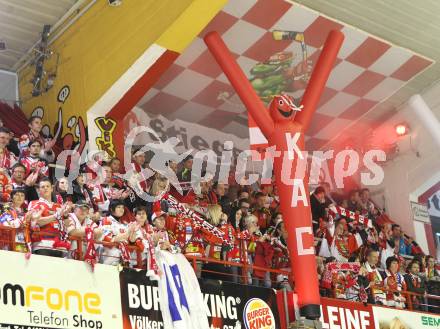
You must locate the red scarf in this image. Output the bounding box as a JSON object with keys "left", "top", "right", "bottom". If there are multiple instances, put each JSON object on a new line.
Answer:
{"left": 119, "top": 242, "right": 131, "bottom": 265}
{"left": 84, "top": 227, "right": 97, "bottom": 271}
{"left": 24, "top": 220, "right": 32, "bottom": 259}
{"left": 145, "top": 234, "right": 158, "bottom": 277}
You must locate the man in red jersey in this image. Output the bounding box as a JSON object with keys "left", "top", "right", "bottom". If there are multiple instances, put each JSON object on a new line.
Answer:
{"left": 28, "top": 178, "right": 71, "bottom": 257}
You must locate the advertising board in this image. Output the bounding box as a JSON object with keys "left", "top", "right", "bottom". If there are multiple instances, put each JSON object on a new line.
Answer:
{"left": 0, "top": 250, "right": 122, "bottom": 329}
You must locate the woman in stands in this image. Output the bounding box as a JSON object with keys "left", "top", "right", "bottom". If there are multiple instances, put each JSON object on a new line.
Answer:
{"left": 151, "top": 210, "right": 175, "bottom": 252}
{"left": 54, "top": 177, "right": 72, "bottom": 203}
{"left": 227, "top": 208, "right": 244, "bottom": 283}
{"left": 202, "top": 204, "right": 233, "bottom": 282}
{"left": 404, "top": 260, "right": 427, "bottom": 311}
{"left": 2, "top": 189, "right": 26, "bottom": 225}
{"left": 382, "top": 256, "right": 407, "bottom": 309}
{"left": 425, "top": 255, "right": 440, "bottom": 279}
{"left": 272, "top": 219, "right": 291, "bottom": 290}
{"left": 0, "top": 189, "right": 33, "bottom": 252}
{"left": 127, "top": 206, "right": 161, "bottom": 276}
{"left": 145, "top": 175, "right": 169, "bottom": 220}
{"left": 99, "top": 199, "right": 136, "bottom": 265}
{"left": 71, "top": 172, "right": 95, "bottom": 209}
{"left": 241, "top": 214, "right": 270, "bottom": 286}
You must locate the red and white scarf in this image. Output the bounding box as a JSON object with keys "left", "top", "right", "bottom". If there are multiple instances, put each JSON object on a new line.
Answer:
{"left": 84, "top": 227, "right": 98, "bottom": 271}
{"left": 328, "top": 205, "right": 373, "bottom": 228}
{"left": 119, "top": 242, "right": 131, "bottom": 265}
{"left": 0, "top": 148, "right": 16, "bottom": 170}
{"left": 165, "top": 194, "right": 232, "bottom": 248}
{"left": 136, "top": 226, "right": 159, "bottom": 279}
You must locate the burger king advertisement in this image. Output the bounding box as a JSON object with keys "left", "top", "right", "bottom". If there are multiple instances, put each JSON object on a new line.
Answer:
{"left": 120, "top": 268, "right": 282, "bottom": 329}
{"left": 244, "top": 298, "right": 277, "bottom": 329}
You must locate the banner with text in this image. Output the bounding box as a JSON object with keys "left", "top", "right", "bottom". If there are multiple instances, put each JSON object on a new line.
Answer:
{"left": 319, "top": 297, "right": 374, "bottom": 329}
{"left": 373, "top": 306, "right": 440, "bottom": 329}
{"left": 124, "top": 107, "right": 250, "bottom": 158}
{"left": 120, "top": 268, "right": 282, "bottom": 329}
{"left": 318, "top": 297, "right": 440, "bottom": 329}
{"left": 0, "top": 250, "right": 123, "bottom": 329}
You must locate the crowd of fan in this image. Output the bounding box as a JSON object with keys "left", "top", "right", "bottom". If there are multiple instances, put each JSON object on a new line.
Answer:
{"left": 0, "top": 116, "right": 439, "bottom": 313}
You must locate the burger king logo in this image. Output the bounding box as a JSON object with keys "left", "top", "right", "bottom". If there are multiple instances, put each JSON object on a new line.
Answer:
{"left": 243, "top": 298, "right": 275, "bottom": 329}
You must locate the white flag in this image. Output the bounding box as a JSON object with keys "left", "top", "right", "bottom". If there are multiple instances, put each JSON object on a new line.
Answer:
{"left": 155, "top": 250, "right": 209, "bottom": 329}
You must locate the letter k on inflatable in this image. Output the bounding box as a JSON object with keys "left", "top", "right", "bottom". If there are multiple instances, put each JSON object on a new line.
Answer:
{"left": 205, "top": 30, "right": 344, "bottom": 320}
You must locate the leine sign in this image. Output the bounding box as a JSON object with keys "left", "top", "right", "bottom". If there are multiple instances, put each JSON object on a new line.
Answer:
{"left": 320, "top": 298, "right": 374, "bottom": 329}
{"left": 318, "top": 297, "right": 440, "bottom": 329}
{"left": 0, "top": 250, "right": 122, "bottom": 329}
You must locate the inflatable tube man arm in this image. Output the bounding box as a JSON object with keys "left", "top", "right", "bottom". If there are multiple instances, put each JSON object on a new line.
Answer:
{"left": 204, "top": 31, "right": 344, "bottom": 134}
{"left": 204, "top": 32, "right": 274, "bottom": 138}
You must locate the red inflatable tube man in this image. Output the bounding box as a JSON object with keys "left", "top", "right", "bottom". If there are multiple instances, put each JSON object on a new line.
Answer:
{"left": 205, "top": 30, "right": 344, "bottom": 319}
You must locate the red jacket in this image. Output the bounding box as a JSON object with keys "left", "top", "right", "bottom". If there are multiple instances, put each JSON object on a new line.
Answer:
{"left": 253, "top": 240, "right": 274, "bottom": 279}
{"left": 182, "top": 189, "right": 217, "bottom": 206}
{"left": 252, "top": 208, "right": 271, "bottom": 232}
{"left": 272, "top": 238, "right": 290, "bottom": 270}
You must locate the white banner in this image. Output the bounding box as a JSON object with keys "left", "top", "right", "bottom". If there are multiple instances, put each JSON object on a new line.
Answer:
{"left": 123, "top": 107, "right": 250, "bottom": 158}
{"left": 373, "top": 306, "right": 440, "bottom": 329}
{"left": 0, "top": 250, "right": 122, "bottom": 329}
{"left": 411, "top": 201, "right": 431, "bottom": 223}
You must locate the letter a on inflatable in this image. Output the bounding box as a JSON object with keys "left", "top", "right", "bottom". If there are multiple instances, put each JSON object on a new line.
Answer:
{"left": 205, "top": 30, "right": 344, "bottom": 319}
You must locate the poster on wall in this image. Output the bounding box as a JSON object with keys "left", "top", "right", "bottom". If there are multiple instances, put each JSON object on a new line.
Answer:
{"left": 120, "top": 268, "right": 282, "bottom": 329}
{"left": 373, "top": 306, "right": 440, "bottom": 329}
{"left": 411, "top": 201, "right": 431, "bottom": 223}
{"left": 0, "top": 250, "right": 122, "bottom": 329}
